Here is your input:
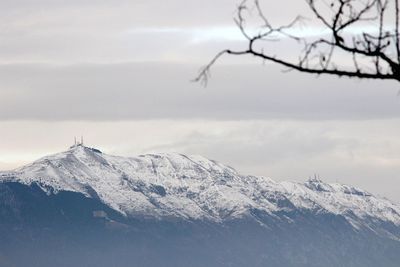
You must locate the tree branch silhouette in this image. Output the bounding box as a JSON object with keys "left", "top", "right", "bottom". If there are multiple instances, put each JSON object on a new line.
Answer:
{"left": 195, "top": 0, "right": 400, "bottom": 85}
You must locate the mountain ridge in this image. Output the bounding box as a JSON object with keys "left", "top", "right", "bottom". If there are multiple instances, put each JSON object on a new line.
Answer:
{"left": 1, "top": 145, "right": 399, "bottom": 234}
{"left": 1, "top": 145, "right": 400, "bottom": 267}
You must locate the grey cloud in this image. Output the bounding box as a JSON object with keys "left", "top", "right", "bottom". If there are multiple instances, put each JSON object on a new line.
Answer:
{"left": 0, "top": 0, "right": 239, "bottom": 33}
{"left": 0, "top": 0, "right": 306, "bottom": 27}
{"left": 0, "top": 62, "right": 399, "bottom": 121}
{"left": 0, "top": 0, "right": 312, "bottom": 63}
{"left": 0, "top": 0, "right": 239, "bottom": 63}
{"left": 0, "top": 20, "right": 248, "bottom": 63}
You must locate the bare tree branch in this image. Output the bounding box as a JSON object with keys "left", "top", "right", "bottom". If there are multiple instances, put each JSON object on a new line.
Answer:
{"left": 195, "top": 0, "right": 400, "bottom": 85}
{"left": 395, "top": 0, "right": 400, "bottom": 62}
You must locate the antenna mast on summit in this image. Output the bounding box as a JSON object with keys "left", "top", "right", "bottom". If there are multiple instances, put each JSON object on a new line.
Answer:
{"left": 81, "top": 136, "right": 84, "bottom": 146}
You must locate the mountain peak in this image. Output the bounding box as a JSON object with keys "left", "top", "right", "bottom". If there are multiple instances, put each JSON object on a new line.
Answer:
{"left": 1, "top": 148, "right": 399, "bottom": 228}
{"left": 68, "top": 143, "right": 102, "bottom": 154}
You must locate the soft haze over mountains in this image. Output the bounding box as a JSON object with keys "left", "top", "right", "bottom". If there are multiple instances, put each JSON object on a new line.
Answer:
{"left": 0, "top": 145, "right": 399, "bottom": 267}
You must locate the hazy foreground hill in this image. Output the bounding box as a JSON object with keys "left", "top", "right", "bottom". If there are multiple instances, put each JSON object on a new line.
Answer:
{"left": 0, "top": 145, "right": 399, "bottom": 267}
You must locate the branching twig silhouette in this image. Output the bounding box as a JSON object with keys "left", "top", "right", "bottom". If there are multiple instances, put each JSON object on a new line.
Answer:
{"left": 195, "top": 0, "right": 400, "bottom": 85}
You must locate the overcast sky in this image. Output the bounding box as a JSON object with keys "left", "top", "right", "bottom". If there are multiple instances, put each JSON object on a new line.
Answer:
{"left": 0, "top": 0, "right": 399, "bottom": 202}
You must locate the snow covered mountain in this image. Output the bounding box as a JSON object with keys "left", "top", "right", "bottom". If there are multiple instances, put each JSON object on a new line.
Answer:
{"left": 1, "top": 145, "right": 399, "bottom": 231}
{"left": 1, "top": 145, "right": 400, "bottom": 267}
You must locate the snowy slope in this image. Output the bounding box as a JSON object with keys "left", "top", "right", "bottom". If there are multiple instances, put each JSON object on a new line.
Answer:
{"left": 1, "top": 145, "right": 399, "bottom": 228}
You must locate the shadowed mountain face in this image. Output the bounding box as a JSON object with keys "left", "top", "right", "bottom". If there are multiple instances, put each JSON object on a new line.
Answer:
{"left": 0, "top": 146, "right": 399, "bottom": 267}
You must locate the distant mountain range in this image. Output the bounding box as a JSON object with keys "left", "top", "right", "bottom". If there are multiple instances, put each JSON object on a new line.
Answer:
{"left": 0, "top": 145, "right": 399, "bottom": 267}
